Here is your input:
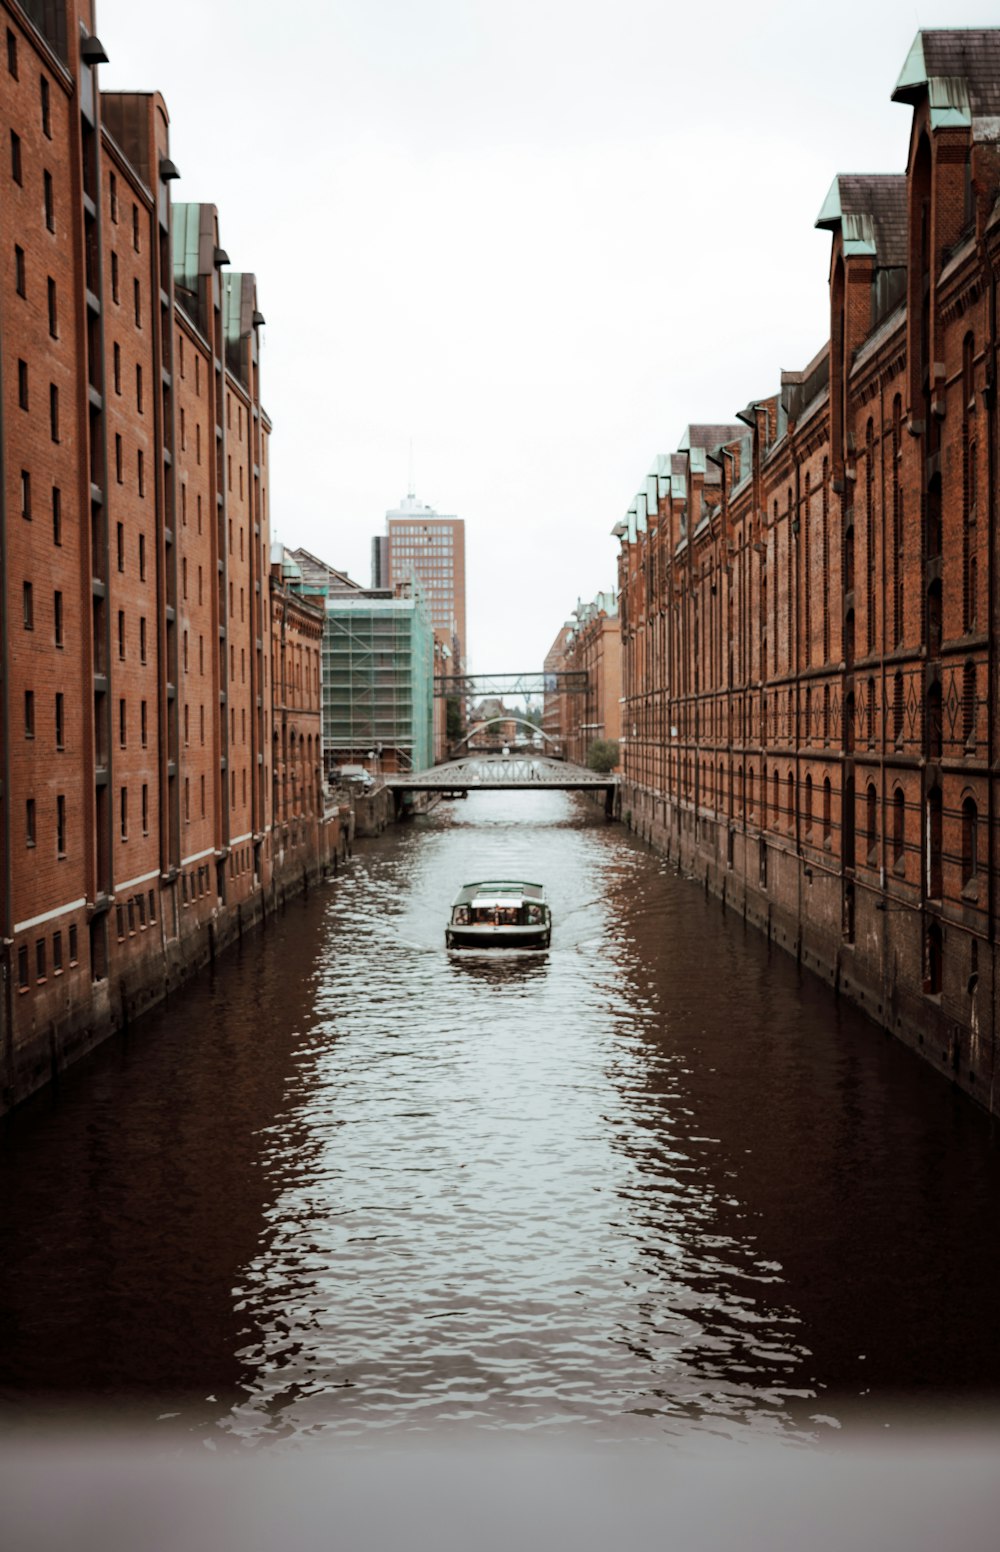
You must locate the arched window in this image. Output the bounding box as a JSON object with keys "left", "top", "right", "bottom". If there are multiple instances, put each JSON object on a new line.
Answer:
{"left": 927, "top": 785, "right": 943, "bottom": 899}
{"left": 866, "top": 782, "right": 878, "bottom": 865}
{"left": 823, "top": 777, "right": 832, "bottom": 844}
{"left": 786, "top": 771, "right": 795, "bottom": 832}
{"left": 892, "top": 787, "right": 905, "bottom": 870}
{"left": 962, "top": 796, "right": 978, "bottom": 887}
{"left": 804, "top": 774, "right": 813, "bottom": 836}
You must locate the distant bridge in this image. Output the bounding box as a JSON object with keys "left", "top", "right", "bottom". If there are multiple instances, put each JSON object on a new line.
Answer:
{"left": 386, "top": 753, "right": 618, "bottom": 816}
{"left": 434, "top": 671, "right": 588, "bottom": 697}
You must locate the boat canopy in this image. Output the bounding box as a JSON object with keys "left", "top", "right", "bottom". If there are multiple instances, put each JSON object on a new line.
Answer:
{"left": 453, "top": 880, "right": 546, "bottom": 906}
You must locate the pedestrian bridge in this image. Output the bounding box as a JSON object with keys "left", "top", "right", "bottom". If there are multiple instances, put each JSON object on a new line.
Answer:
{"left": 385, "top": 754, "right": 618, "bottom": 815}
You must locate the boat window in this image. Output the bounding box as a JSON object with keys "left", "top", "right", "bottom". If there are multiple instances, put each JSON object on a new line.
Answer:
{"left": 525, "top": 904, "right": 542, "bottom": 925}
{"left": 453, "top": 906, "right": 470, "bottom": 925}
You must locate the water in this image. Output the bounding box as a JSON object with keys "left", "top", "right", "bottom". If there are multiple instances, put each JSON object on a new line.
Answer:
{"left": 2, "top": 791, "right": 1000, "bottom": 1445}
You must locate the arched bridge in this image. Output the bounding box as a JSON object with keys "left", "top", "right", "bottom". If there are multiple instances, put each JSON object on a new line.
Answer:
{"left": 385, "top": 754, "right": 618, "bottom": 816}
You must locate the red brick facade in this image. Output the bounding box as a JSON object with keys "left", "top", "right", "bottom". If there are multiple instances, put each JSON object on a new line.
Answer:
{"left": 615, "top": 31, "right": 1000, "bottom": 1112}
{"left": 544, "top": 595, "right": 621, "bottom": 766}
{"left": 0, "top": 1, "right": 337, "bottom": 1110}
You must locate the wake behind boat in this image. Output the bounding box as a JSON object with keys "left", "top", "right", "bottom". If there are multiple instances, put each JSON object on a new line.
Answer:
{"left": 445, "top": 881, "right": 551, "bottom": 950}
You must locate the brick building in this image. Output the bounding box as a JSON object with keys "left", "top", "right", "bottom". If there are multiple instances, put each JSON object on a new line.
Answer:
{"left": 614, "top": 29, "right": 1000, "bottom": 1112}
{"left": 544, "top": 593, "right": 621, "bottom": 766}
{"left": 269, "top": 546, "right": 326, "bottom": 878}
{"left": 0, "top": 1, "right": 339, "bottom": 1111}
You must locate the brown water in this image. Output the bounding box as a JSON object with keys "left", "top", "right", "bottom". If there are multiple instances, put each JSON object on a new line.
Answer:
{"left": 2, "top": 791, "right": 1000, "bottom": 1445}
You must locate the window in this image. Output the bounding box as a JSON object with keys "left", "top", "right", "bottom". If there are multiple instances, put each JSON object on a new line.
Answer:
{"left": 36, "top": 939, "right": 46, "bottom": 982}
{"left": 119, "top": 697, "right": 126, "bottom": 747}
{"left": 117, "top": 521, "right": 125, "bottom": 571}
{"left": 23, "top": 581, "right": 33, "bottom": 629}
{"left": 962, "top": 797, "right": 979, "bottom": 887}
{"left": 55, "top": 692, "right": 64, "bottom": 749}
{"left": 184, "top": 776, "right": 190, "bottom": 821}
{"left": 111, "top": 252, "right": 119, "bottom": 303}
{"left": 7, "top": 27, "right": 17, "bottom": 77}
{"left": 10, "top": 129, "right": 22, "bottom": 184}
{"left": 56, "top": 794, "right": 66, "bottom": 856}
{"left": 110, "top": 172, "right": 118, "bottom": 222}
{"left": 120, "top": 786, "right": 128, "bottom": 840}
{"left": 115, "top": 433, "right": 123, "bottom": 483}
{"left": 113, "top": 341, "right": 121, "bottom": 393}
{"left": 40, "top": 75, "right": 51, "bottom": 138}
{"left": 14, "top": 243, "right": 25, "bottom": 296}
{"left": 26, "top": 797, "right": 36, "bottom": 846}
{"left": 142, "top": 783, "right": 149, "bottom": 835}
{"left": 132, "top": 202, "right": 140, "bottom": 252}
{"left": 53, "top": 931, "right": 63, "bottom": 973}
{"left": 136, "top": 363, "right": 143, "bottom": 413}
{"left": 20, "top": 469, "right": 31, "bottom": 519}
{"left": 49, "top": 383, "right": 59, "bottom": 441}
{"left": 139, "top": 616, "right": 147, "bottom": 663}
{"left": 46, "top": 275, "right": 58, "bottom": 336}
{"left": 17, "top": 945, "right": 28, "bottom": 990}
{"left": 137, "top": 448, "right": 144, "bottom": 497}
{"left": 17, "top": 358, "right": 28, "bottom": 409}
{"left": 139, "top": 533, "right": 146, "bottom": 581}
{"left": 69, "top": 924, "right": 77, "bottom": 964}
{"left": 43, "top": 169, "right": 53, "bottom": 230}
{"left": 24, "top": 690, "right": 34, "bottom": 738}
{"left": 118, "top": 609, "right": 125, "bottom": 658}
{"left": 53, "top": 590, "right": 63, "bottom": 645}
{"left": 133, "top": 276, "right": 141, "bottom": 326}
{"left": 141, "top": 699, "right": 148, "bottom": 746}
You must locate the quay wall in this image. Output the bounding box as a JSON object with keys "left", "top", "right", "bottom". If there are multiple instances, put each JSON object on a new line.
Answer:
{"left": 620, "top": 782, "right": 998, "bottom": 1114}
{"left": 2, "top": 809, "right": 351, "bottom": 1117}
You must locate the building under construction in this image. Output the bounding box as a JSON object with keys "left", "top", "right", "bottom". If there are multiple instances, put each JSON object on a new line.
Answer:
{"left": 284, "top": 550, "right": 435, "bottom": 775}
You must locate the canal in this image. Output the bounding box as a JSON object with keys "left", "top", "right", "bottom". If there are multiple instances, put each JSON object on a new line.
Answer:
{"left": 2, "top": 791, "right": 1000, "bottom": 1445}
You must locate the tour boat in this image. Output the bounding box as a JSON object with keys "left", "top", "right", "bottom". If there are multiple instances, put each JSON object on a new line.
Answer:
{"left": 446, "top": 880, "right": 551, "bottom": 950}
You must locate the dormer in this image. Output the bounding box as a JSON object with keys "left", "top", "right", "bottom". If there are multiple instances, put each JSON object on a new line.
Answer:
{"left": 892, "top": 30, "right": 1000, "bottom": 428}
{"left": 817, "top": 174, "right": 906, "bottom": 477}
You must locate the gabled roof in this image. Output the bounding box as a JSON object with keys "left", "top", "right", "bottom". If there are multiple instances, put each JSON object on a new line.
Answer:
{"left": 815, "top": 174, "right": 907, "bottom": 264}
{"left": 893, "top": 29, "right": 1000, "bottom": 126}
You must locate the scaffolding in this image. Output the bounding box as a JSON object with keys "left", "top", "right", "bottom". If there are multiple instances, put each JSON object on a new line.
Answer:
{"left": 322, "top": 589, "right": 433, "bottom": 772}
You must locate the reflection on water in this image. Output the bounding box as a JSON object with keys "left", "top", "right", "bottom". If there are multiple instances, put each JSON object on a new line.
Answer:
{"left": 1, "top": 791, "right": 1000, "bottom": 1444}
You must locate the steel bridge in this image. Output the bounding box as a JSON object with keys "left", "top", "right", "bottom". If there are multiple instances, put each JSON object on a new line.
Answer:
{"left": 385, "top": 754, "right": 618, "bottom": 816}
{"left": 434, "top": 671, "right": 588, "bottom": 697}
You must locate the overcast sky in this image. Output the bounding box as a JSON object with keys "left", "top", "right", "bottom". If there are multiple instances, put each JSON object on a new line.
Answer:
{"left": 99, "top": 0, "right": 994, "bottom": 675}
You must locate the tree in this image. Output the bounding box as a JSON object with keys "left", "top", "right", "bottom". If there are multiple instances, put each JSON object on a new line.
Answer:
{"left": 586, "top": 739, "right": 619, "bottom": 773}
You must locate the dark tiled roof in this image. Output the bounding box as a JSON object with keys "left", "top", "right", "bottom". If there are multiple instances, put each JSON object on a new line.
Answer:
{"left": 911, "top": 31, "right": 1000, "bottom": 117}
{"left": 680, "top": 423, "right": 747, "bottom": 452}
{"left": 826, "top": 175, "right": 908, "bottom": 266}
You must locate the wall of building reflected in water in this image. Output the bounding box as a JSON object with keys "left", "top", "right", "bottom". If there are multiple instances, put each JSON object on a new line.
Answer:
{"left": 1, "top": 791, "right": 999, "bottom": 1445}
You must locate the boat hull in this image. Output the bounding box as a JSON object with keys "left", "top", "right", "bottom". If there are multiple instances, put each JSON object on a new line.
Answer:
{"left": 446, "top": 926, "right": 550, "bottom": 950}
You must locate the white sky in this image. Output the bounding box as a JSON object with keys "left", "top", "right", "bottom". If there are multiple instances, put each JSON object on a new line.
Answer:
{"left": 97, "top": 0, "right": 995, "bottom": 675}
